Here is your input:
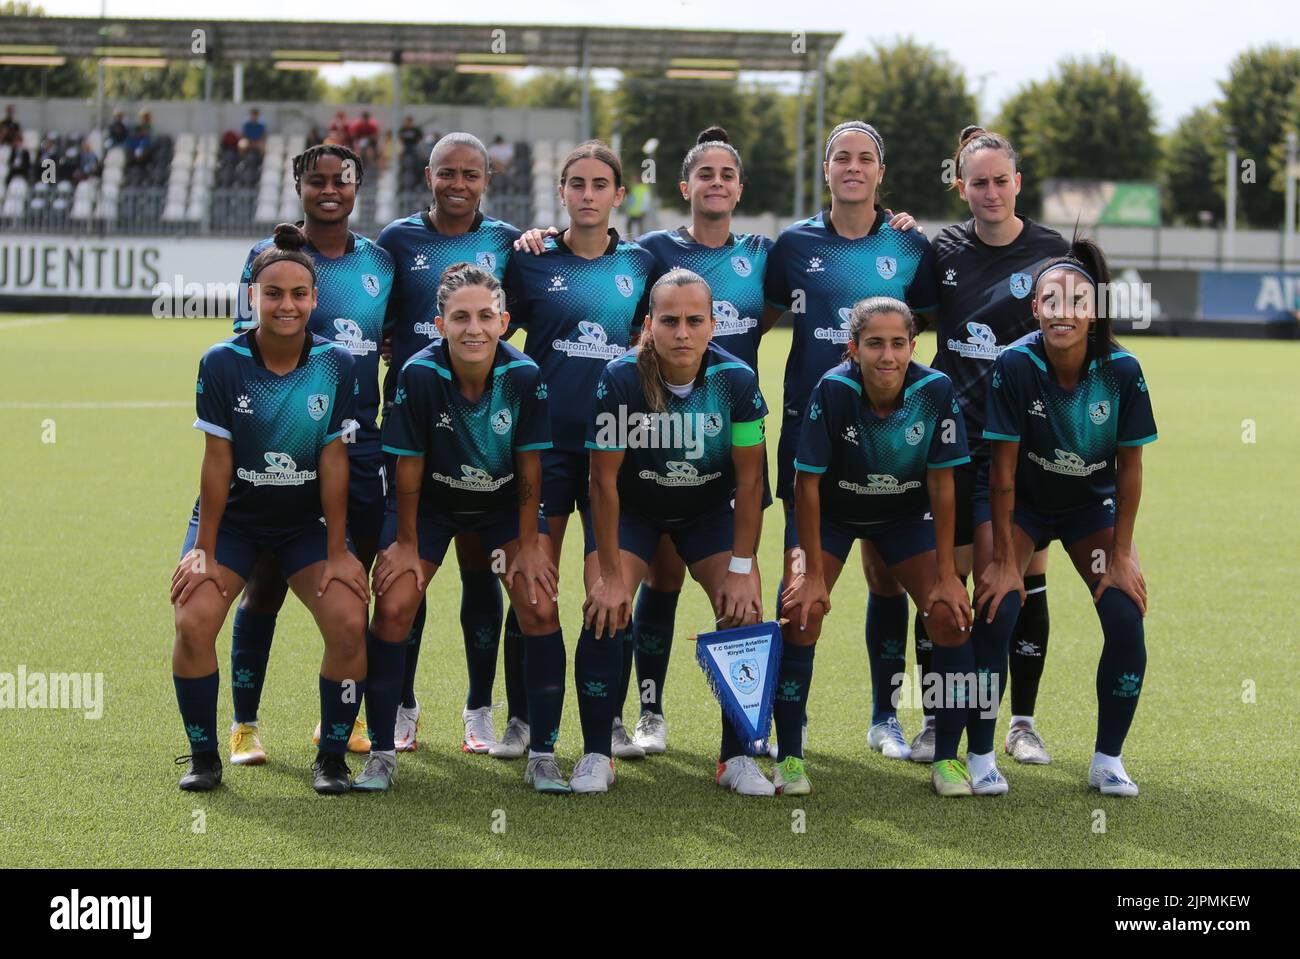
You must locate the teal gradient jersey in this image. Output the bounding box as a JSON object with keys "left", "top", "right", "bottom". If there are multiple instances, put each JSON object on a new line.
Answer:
{"left": 194, "top": 332, "right": 358, "bottom": 535}
{"left": 795, "top": 360, "right": 969, "bottom": 525}
{"left": 763, "top": 208, "right": 939, "bottom": 416}
{"left": 585, "top": 341, "right": 768, "bottom": 520}
{"left": 377, "top": 209, "right": 522, "bottom": 397}
{"left": 636, "top": 228, "right": 772, "bottom": 373}
{"left": 233, "top": 232, "right": 393, "bottom": 447}
{"left": 504, "top": 229, "right": 654, "bottom": 452}
{"left": 984, "top": 331, "right": 1158, "bottom": 513}
{"left": 382, "top": 339, "right": 551, "bottom": 515}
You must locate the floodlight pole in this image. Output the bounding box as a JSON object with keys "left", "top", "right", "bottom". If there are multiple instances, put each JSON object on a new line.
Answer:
{"left": 579, "top": 32, "right": 591, "bottom": 142}
{"left": 813, "top": 51, "right": 826, "bottom": 217}
{"left": 1285, "top": 130, "right": 1297, "bottom": 267}
{"left": 1224, "top": 126, "right": 1237, "bottom": 266}
{"left": 392, "top": 51, "right": 403, "bottom": 218}
{"left": 794, "top": 73, "right": 806, "bottom": 219}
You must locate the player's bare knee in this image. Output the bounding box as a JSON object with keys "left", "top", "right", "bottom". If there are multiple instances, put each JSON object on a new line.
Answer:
{"left": 513, "top": 598, "right": 559, "bottom": 635}
{"left": 926, "top": 605, "right": 965, "bottom": 648}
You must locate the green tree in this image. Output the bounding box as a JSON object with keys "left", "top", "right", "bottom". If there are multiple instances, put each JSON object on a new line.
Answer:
{"left": 1161, "top": 105, "right": 1226, "bottom": 226}
{"left": 0, "top": 1, "right": 92, "bottom": 97}
{"left": 996, "top": 55, "right": 1162, "bottom": 217}
{"left": 1219, "top": 45, "right": 1300, "bottom": 227}
{"left": 817, "top": 39, "right": 978, "bottom": 219}
{"left": 402, "top": 69, "right": 508, "bottom": 107}
{"left": 736, "top": 86, "right": 794, "bottom": 216}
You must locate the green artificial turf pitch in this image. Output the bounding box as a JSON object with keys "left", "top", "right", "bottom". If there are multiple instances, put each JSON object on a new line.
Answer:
{"left": 0, "top": 313, "right": 1296, "bottom": 868}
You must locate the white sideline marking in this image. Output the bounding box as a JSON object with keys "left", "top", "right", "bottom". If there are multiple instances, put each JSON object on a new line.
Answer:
{"left": 0, "top": 401, "right": 188, "bottom": 409}
{"left": 0, "top": 315, "right": 69, "bottom": 330}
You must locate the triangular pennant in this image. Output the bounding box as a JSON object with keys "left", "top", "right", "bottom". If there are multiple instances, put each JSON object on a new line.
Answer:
{"left": 694, "top": 620, "right": 784, "bottom": 756}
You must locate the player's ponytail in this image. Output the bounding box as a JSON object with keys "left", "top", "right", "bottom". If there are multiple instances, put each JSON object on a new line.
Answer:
{"left": 844, "top": 296, "right": 916, "bottom": 361}
{"left": 681, "top": 126, "right": 744, "bottom": 182}
{"left": 638, "top": 268, "right": 713, "bottom": 412}
{"left": 249, "top": 222, "right": 316, "bottom": 282}
{"left": 952, "top": 126, "right": 1017, "bottom": 189}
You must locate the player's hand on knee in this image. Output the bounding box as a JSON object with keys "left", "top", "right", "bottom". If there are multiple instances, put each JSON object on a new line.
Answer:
{"left": 715, "top": 571, "right": 763, "bottom": 629}
{"left": 583, "top": 575, "right": 630, "bottom": 639}
{"left": 782, "top": 573, "right": 830, "bottom": 631}
{"left": 373, "top": 541, "right": 424, "bottom": 596}
{"left": 1093, "top": 551, "right": 1147, "bottom": 617}
{"left": 171, "top": 548, "right": 227, "bottom": 606}
{"left": 319, "top": 551, "right": 370, "bottom": 604}
{"left": 925, "top": 574, "right": 972, "bottom": 634}
{"left": 506, "top": 541, "right": 559, "bottom": 605}
{"left": 974, "top": 558, "right": 1024, "bottom": 624}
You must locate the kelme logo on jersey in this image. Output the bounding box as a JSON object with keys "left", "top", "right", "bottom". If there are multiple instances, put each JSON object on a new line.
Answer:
{"left": 943, "top": 268, "right": 958, "bottom": 287}
{"left": 555, "top": 320, "right": 622, "bottom": 360}
{"left": 306, "top": 393, "right": 330, "bottom": 421}
{"left": 731, "top": 255, "right": 752, "bottom": 277}
{"left": 411, "top": 253, "right": 430, "bottom": 271}
{"left": 614, "top": 274, "right": 635, "bottom": 297}
{"left": 476, "top": 252, "right": 497, "bottom": 272}
{"left": 809, "top": 401, "right": 822, "bottom": 421}
{"left": 333, "top": 317, "right": 378, "bottom": 356}
{"left": 491, "top": 408, "right": 512, "bottom": 434}
{"left": 235, "top": 394, "right": 254, "bottom": 415}
{"left": 1009, "top": 272, "right": 1032, "bottom": 299}
{"left": 548, "top": 274, "right": 568, "bottom": 292}
{"left": 639, "top": 460, "right": 723, "bottom": 488}
{"left": 430, "top": 463, "right": 513, "bottom": 493}
{"left": 876, "top": 256, "right": 897, "bottom": 279}
{"left": 905, "top": 421, "right": 925, "bottom": 446}
{"left": 712, "top": 299, "right": 757, "bottom": 336}
{"left": 237, "top": 451, "right": 318, "bottom": 487}
{"left": 1028, "top": 448, "right": 1108, "bottom": 477}
{"left": 1089, "top": 400, "right": 1111, "bottom": 425}
{"left": 362, "top": 273, "right": 380, "bottom": 297}
{"left": 196, "top": 377, "right": 204, "bottom": 394}
{"left": 838, "top": 473, "right": 922, "bottom": 495}
{"left": 806, "top": 256, "right": 825, "bottom": 273}
{"left": 815, "top": 307, "right": 853, "bottom": 344}
{"left": 948, "top": 321, "right": 1002, "bottom": 360}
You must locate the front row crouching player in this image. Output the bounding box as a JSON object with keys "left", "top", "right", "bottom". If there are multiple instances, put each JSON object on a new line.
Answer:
{"left": 581, "top": 268, "right": 770, "bottom": 796}
{"left": 170, "top": 223, "right": 370, "bottom": 794}
{"left": 778, "top": 297, "right": 975, "bottom": 797}
{"left": 357, "top": 263, "right": 568, "bottom": 793}
{"left": 971, "top": 238, "right": 1156, "bottom": 797}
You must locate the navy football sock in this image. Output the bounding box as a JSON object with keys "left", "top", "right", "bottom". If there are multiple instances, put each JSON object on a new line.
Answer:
{"left": 400, "top": 599, "right": 426, "bottom": 709}
{"left": 774, "top": 643, "right": 815, "bottom": 761}
{"left": 930, "top": 641, "right": 975, "bottom": 762}
{"left": 364, "top": 631, "right": 406, "bottom": 752}
{"left": 913, "top": 608, "right": 935, "bottom": 719}
{"left": 230, "top": 607, "right": 275, "bottom": 725}
{"left": 966, "top": 593, "right": 1018, "bottom": 755}
{"left": 524, "top": 629, "right": 566, "bottom": 753}
{"left": 461, "top": 568, "right": 502, "bottom": 710}
{"left": 575, "top": 625, "right": 623, "bottom": 757}
{"left": 1094, "top": 587, "right": 1147, "bottom": 756}
{"left": 1009, "top": 573, "right": 1050, "bottom": 716}
{"left": 318, "top": 674, "right": 366, "bottom": 755}
{"left": 866, "top": 592, "right": 909, "bottom": 724}
{"left": 503, "top": 607, "right": 528, "bottom": 722}
{"left": 174, "top": 670, "right": 219, "bottom": 757}
{"left": 632, "top": 586, "right": 679, "bottom": 717}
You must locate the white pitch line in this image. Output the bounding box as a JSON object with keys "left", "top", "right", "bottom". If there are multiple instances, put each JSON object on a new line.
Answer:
{"left": 0, "top": 401, "right": 189, "bottom": 409}
{"left": 0, "top": 315, "right": 70, "bottom": 330}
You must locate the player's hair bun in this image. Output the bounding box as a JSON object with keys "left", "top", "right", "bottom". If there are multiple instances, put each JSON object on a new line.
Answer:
{"left": 272, "top": 222, "right": 308, "bottom": 251}
{"left": 958, "top": 125, "right": 985, "bottom": 147}
{"left": 697, "top": 126, "right": 730, "bottom": 145}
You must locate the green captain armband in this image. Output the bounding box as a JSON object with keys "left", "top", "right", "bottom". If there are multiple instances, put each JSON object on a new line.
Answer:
{"left": 731, "top": 418, "right": 766, "bottom": 447}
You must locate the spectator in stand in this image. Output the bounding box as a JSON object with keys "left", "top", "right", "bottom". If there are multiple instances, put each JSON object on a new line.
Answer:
{"left": 398, "top": 115, "right": 422, "bottom": 153}
{"left": 327, "top": 110, "right": 352, "bottom": 146}
{"left": 6, "top": 138, "right": 32, "bottom": 185}
{"left": 487, "top": 134, "right": 514, "bottom": 174}
{"left": 221, "top": 129, "right": 241, "bottom": 151}
{"left": 126, "top": 109, "right": 154, "bottom": 165}
{"left": 105, "top": 110, "right": 129, "bottom": 151}
{"left": 234, "top": 137, "right": 261, "bottom": 186}
{"left": 0, "top": 105, "right": 19, "bottom": 146}
{"left": 38, "top": 135, "right": 60, "bottom": 177}
{"left": 348, "top": 110, "right": 379, "bottom": 169}
{"left": 307, "top": 124, "right": 324, "bottom": 147}
{"left": 242, "top": 108, "right": 268, "bottom": 155}
{"left": 74, "top": 138, "right": 101, "bottom": 182}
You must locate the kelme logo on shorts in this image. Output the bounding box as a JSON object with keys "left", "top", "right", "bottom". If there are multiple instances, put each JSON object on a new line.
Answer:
{"left": 307, "top": 393, "right": 329, "bottom": 421}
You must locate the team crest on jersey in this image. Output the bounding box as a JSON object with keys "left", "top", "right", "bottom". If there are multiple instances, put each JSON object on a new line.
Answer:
{"left": 362, "top": 273, "right": 380, "bottom": 297}
{"left": 615, "top": 274, "right": 635, "bottom": 297}
{"left": 476, "top": 252, "right": 497, "bottom": 272}
{"left": 905, "top": 421, "right": 925, "bottom": 446}
{"left": 307, "top": 393, "right": 329, "bottom": 421}
{"left": 731, "top": 255, "right": 752, "bottom": 277}
{"left": 1009, "top": 272, "right": 1032, "bottom": 299}
{"left": 876, "top": 256, "right": 897, "bottom": 280}
{"left": 491, "top": 408, "right": 512, "bottom": 434}
{"left": 1089, "top": 400, "right": 1111, "bottom": 425}
{"left": 701, "top": 412, "right": 723, "bottom": 437}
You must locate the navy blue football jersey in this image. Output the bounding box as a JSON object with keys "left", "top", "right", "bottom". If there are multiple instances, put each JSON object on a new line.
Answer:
{"left": 194, "top": 332, "right": 357, "bottom": 535}
{"left": 984, "top": 331, "right": 1158, "bottom": 513}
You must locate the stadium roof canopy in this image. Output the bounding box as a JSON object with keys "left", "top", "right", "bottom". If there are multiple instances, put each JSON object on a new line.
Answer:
{"left": 0, "top": 17, "right": 841, "bottom": 72}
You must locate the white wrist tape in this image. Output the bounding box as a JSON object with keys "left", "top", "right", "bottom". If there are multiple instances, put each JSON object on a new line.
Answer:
{"left": 728, "top": 555, "right": 754, "bottom": 575}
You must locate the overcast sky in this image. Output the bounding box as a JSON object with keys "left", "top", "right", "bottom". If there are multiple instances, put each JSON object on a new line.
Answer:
{"left": 39, "top": 0, "right": 1300, "bottom": 132}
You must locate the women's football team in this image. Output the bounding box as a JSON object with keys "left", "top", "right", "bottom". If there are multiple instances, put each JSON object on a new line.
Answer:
{"left": 170, "top": 122, "right": 1155, "bottom": 800}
